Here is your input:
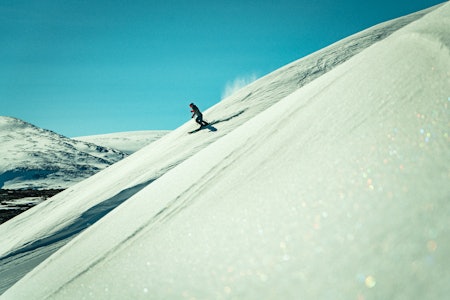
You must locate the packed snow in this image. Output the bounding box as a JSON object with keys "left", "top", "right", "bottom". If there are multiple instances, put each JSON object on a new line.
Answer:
{"left": 74, "top": 131, "right": 170, "bottom": 154}
{"left": 0, "top": 116, "right": 127, "bottom": 189}
{"left": 1, "top": 3, "right": 449, "bottom": 299}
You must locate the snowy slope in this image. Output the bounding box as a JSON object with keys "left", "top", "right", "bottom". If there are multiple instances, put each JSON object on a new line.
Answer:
{"left": 0, "top": 116, "right": 127, "bottom": 189}
{"left": 74, "top": 131, "right": 170, "bottom": 154}
{"left": 1, "top": 3, "right": 449, "bottom": 298}
{"left": 0, "top": 1, "right": 425, "bottom": 266}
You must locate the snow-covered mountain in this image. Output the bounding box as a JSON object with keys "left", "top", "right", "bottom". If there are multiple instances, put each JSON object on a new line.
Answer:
{"left": 74, "top": 131, "right": 170, "bottom": 154}
{"left": 0, "top": 116, "right": 127, "bottom": 189}
{"left": 1, "top": 3, "right": 449, "bottom": 299}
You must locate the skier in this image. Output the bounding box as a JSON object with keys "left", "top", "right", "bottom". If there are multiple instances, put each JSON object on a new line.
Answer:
{"left": 189, "top": 103, "right": 208, "bottom": 127}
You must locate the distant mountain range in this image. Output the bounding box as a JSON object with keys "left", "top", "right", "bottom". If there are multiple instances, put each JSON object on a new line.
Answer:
{"left": 0, "top": 116, "right": 169, "bottom": 190}
{"left": 0, "top": 116, "right": 128, "bottom": 190}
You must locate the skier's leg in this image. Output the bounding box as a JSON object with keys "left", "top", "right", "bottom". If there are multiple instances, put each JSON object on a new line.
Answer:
{"left": 197, "top": 114, "right": 208, "bottom": 126}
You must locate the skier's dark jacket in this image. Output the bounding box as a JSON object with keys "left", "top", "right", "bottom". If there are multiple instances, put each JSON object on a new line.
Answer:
{"left": 190, "top": 104, "right": 202, "bottom": 118}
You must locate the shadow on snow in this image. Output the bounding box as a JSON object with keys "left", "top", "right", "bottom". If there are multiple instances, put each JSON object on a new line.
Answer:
{"left": 189, "top": 109, "right": 247, "bottom": 134}
{"left": 0, "top": 178, "right": 154, "bottom": 261}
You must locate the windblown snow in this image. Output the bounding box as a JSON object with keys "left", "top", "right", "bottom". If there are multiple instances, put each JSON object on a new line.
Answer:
{"left": 1, "top": 3, "right": 449, "bottom": 299}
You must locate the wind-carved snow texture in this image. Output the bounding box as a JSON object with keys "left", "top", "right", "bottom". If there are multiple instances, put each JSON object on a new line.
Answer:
{"left": 1, "top": 3, "right": 449, "bottom": 298}
{"left": 0, "top": 116, "right": 127, "bottom": 189}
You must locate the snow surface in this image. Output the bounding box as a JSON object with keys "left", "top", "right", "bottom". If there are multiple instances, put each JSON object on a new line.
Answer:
{"left": 0, "top": 116, "right": 127, "bottom": 189}
{"left": 1, "top": 3, "right": 450, "bottom": 299}
{"left": 74, "top": 131, "right": 170, "bottom": 154}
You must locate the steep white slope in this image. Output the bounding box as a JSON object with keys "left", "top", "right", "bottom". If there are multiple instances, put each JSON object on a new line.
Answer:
{"left": 0, "top": 116, "right": 126, "bottom": 189}
{"left": 3, "top": 2, "right": 449, "bottom": 299}
{"left": 0, "top": 4, "right": 426, "bottom": 264}
{"left": 74, "top": 131, "right": 170, "bottom": 154}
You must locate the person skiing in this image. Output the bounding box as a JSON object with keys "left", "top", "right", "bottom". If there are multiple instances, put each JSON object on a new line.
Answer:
{"left": 189, "top": 103, "right": 208, "bottom": 127}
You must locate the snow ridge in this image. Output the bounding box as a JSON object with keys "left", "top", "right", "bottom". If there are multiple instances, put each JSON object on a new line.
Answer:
{"left": 75, "top": 131, "right": 170, "bottom": 154}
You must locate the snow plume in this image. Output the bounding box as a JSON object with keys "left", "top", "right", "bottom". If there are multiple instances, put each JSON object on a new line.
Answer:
{"left": 222, "top": 73, "right": 258, "bottom": 98}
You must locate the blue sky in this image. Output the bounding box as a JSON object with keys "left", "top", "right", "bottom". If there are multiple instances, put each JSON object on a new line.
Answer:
{"left": 1, "top": 0, "right": 444, "bottom": 137}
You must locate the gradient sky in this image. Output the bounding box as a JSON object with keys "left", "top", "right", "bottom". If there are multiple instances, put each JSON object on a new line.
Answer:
{"left": 1, "top": 0, "right": 445, "bottom": 137}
